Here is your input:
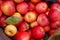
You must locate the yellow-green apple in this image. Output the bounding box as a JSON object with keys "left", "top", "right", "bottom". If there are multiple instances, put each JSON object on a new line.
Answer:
{"left": 14, "top": 32, "right": 30, "bottom": 40}
{"left": 28, "top": 2, "right": 35, "bottom": 11}
{"left": 24, "top": 12, "right": 37, "bottom": 23}
{"left": 31, "top": 0, "right": 41, "bottom": 4}
{"left": 49, "top": 9, "right": 60, "bottom": 22}
{"left": 4, "top": 25, "right": 17, "bottom": 37}
{"left": 30, "top": 21, "right": 38, "bottom": 28}
{"left": 32, "top": 26, "right": 45, "bottom": 39}
{"left": 14, "top": 0, "right": 24, "bottom": 3}
{"left": 37, "top": 14, "right": 49, "bottom": 26}
{"left": 16, "top": 2, "right": 28, "bottom": 14}
{"left": 1, "top": 1, "right": 15, "bottom": 16}
{"left": 18, "top": 22, "right": 29, "bottom": 31}
{"left": 36, "top": 2, "right": 48, "bottom": 13}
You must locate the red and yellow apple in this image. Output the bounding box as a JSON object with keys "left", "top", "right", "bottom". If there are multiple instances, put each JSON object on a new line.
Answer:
{"left": 4, "top": 25, "right": 17, "bottom": 37}
{"left": 14, "top": 0, "right": 24, "bottom": 3}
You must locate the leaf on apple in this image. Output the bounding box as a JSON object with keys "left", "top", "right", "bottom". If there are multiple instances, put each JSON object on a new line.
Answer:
{"left": 5, "top": 16, "right": 21, "bottom": 24}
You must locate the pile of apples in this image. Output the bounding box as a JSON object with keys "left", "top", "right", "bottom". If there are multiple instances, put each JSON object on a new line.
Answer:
{"left": 0, "top": 0, "right": 60, "bottom": 40}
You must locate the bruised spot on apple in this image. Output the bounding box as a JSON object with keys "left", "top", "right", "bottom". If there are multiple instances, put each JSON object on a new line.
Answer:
{"left": 4, "top": 25, "right": 17, "bottom": 37}
{"left": 14, "top": 32, "right": 30, "bottom": 40}
{"left": 24, "top": 12, "right": 37, "bottom": 23}
{"left": 1, "top": 1, "right": 15, "bottom": 16}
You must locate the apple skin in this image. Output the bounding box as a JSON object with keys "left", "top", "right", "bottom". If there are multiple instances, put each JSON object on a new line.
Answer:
{"left": 18, "top": 22, "right": 29, "bottom": 31}
{"left": 0, "top": 16, "right": 7, "bottom": 27}
{"left": 31, "top": 0, "right": 41, "bottom": 4}
{"left": 24, "top": 12, "right": 37, "bottom": 23}
{"left": 50, "top": 21, "right": 60, "bottom": 29}
{"left": 14, "top": 32, "right": 30, "bottom": 40}
{"left": 49, "top": 9, "right": 60, "bottom": 22}
{"left": 0, "top": 9, "right": 2, "bottom": 17}
{"left": 28, "top": 2, "right": 35, "bottom": 11}
{"left": 1, "top": 1, "right": 15, "bottom": 16}
{"left": 37, "top": 14, "right": 49, "bottom": 26}
{"left": 14, "top": 0, "right": 24, "bottom": 3}
{"left": 30, "top": 21, "right": 38, "bottom": 28}
{"left": 57, "top": 0, "right": 60, "bottom": 3}
{"left": 36, "top": 2, "right": 48, "bottom": 13}
{"left": 43, "top": 26, "right": 50, "bottom": 32}
{"left": 50, "top": 3, "right": 60, "bottom": 12}
{"left": 49, "top": 29, "right": 55, "bottom": 36}
{"left": 4, "top": 25, "right": 17, "bottom": 37}
{"left": 16, "top": 2, "right": 28, "bottom": 14}
{"left": 32, "top": 26, "right": 45, "bottom": 39}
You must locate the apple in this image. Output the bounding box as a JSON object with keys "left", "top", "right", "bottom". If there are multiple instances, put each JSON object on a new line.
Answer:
{"left": 43, "top": 26, "right": 50, "bottom": 32}
{"left": 1, "top": 1, "right": 15, "bottom": 16}
{"left": 49, "top": 9, "right": 60, "bottom": 22}
{"left": 57, "top": 0, "right": 60, "bottom": 3}
{"left": 37, "top": 14, "right": 49, "bottom": 26}
{"left": 31, "top": 0, "right": 41, "bottom": 4}
{"left": 4, "top": 25, "right": 17, "bottom": 37}
{"left": 14, "top": 0, "right": 24, "bottom": 3}
{"left": 16, "top": 2, "right": 28, "bottom": 14}
{"left": 32, "top": 26, "right": 45, "bottom": 39}
{"left": 0, "top": 16, "right": 7, "bottom": 27}
{"left": 36, "top": 2, "right": 48, "bottom": 13}
{"left": 28, "top": 2, "right": 35, "bottom": 11}
{"left": 24, "top": 12, "right": 37, "bottom": 23}
{"left": 13, "top": 12, "right": 23, "bottom": 21}
{"left": 50, "top": 21, "right": 60, "bottom": 29}
{"left": 0, "top": 0, "right": 3, "bottom": 6}
{"left": 50, "top": 3, "right": 60, "bottom": 12}
{"left": 49, "top": 29, "right": 55, "bottom": 36}
{"left": 0, "top": 9, "right": 2, "bottom": 17}
{"left": 18, "top": 22, "right": 29, "bottom": 31}
{"left": 30, "top": 21, "right": 38, "bottom": 28}
{"left": 14, "top": 32, "right": 30, "bottom": 40}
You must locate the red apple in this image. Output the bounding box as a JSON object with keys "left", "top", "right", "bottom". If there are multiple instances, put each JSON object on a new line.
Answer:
{"left": 36, "top": 2, "right": 48, "bottom": 13}
{"left": 49, "top": 9, "right": 60, "bottom": 22}
{"left": 4, "top": 25, "right": 17, "bottom": 37}
{"left": 50, "top": 21, "right": 60, "bottom": 29}
{"left": 28, "top": 2, "right": 35, "bottom": 11}
{"left": 1, "top": 1, "right": 15, "bottom": 16}
{"left": 16, "top": 2, "right": 28, "bottom": 14}
{"left": 43, "top": 26, "right": 50, "bottom": 32}
{"left": 30, "top": 21, "right": 38, "bottom": 28}
{"left": 14, "top": 0, "right": 24, "bottom": 3}
{"left": 0, "top": 9, "right": 2, "bottom": 17}
{"left": 50, "top": 3, "right": 60, "bottom": 12}
{"left": 14, "top": 32, "right": 30, "bottom": 40}
{"left": 31, "top": 0, "right": 41, "bottom": 4}
{"left": 0, "top": 0, "right": 3, "bottom": 6}
{"left": 49, "top": 29, "right": 55, "bottom": 36}
{"left": 24, "top": 12, "right": 37, "bottom": 23}
{"left": 0, "top": 16, "right": 7, "bottom": 27}
{"left": 32, "top": 26, "right": 45, "bottom": 39}
{"left": 57, "top": 0, "right": 60, "bottom": 3}
{"left": 37, "top": 14, "right": 49, "bottom": 26}
{"left": 18, "top": 22, "right": 29, "bottom": 31}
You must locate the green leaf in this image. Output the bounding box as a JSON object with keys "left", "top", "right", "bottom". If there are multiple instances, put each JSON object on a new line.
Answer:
{"left": 5, "top": 16, "right": 21, "bottom": 24}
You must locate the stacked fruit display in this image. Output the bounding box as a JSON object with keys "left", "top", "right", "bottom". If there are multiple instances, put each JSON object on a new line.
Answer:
{"left": 0, "top": 0, "right": 60, "bottom": 40}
